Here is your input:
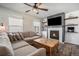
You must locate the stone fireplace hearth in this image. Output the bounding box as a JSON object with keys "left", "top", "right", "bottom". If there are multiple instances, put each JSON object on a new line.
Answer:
{"left": 50, "top": 31, "right": 59, "bottom": 40}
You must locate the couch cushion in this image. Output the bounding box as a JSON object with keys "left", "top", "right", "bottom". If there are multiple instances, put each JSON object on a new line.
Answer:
{"left": 14, "top": 45, "right": 37, "bottom": 56}
{"left": 27, "top": 48, "right": 46, "bottom": 56}
{"left": 7, "top": 33, "right": 15, "bottom": 42}
{"left": 18, "top": 32, "right": 24, "bottom": 40}
{"left": 8, "top": 32, "right": 18, "bottom": 43}
{"left": 29, "top": 32, "right": 37, "bottom": 37}
{"left": 24, "top": 36, "right": 40, "bottom": 41}
{"left": 22, "top": 32, "right": 30, "bottom": 38}
{"left": 8, "top": 32, "right": 24, "bottom": 43}
{"left": 12, "top": 41, "right": 29, "bottom": 50}
{"left": 22, "top": 31, "right": 37, "bottom": 38}
{"left": 15, "top": 32, "right": 22, "bottom": 41}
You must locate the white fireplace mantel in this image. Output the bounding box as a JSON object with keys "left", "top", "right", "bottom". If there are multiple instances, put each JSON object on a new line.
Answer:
{"left": 48, "top": 27, "right": 63, "bottom": 43}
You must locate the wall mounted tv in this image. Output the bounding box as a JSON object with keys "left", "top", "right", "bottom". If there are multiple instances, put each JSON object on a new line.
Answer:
{"left": 47, "top": 16, "right": 62, "bottom": 26}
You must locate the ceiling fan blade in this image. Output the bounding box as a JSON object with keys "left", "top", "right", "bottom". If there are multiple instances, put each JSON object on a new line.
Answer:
{"left": 24, "top": 3, "right": 33, "bottom": 7}
{"left": 38, "top": 3, "right": 42, "bottom": 6}
{"left": 36, "top": 3, "right": 42, "bottom": 7}
{"left": 25, "top": 10, "right": 30, "bottom": 12}
{"left": 38, "top": 8, "right": 48, "bottom": 11}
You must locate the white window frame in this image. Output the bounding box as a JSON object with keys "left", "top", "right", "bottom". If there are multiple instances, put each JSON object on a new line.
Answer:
{"left": 8, "top": 17, "right": 23, "bottom": 32}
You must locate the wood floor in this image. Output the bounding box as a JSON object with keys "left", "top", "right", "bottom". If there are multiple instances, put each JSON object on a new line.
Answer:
{"left": 26, "top": 40, "right": 79, "bottom": 56}
{"left": 58, "top": 43, "right": 79, "bottom": 56}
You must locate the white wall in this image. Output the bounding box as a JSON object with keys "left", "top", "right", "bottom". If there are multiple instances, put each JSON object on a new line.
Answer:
{"left": 0, "top": 6, "right": 23, "bottom": 32}
{"left": 65, "top": 10, "right": 79, "bottom": 45}
{"left": 23, "top": 15, "right": 41, "bottom": 32}
{"left": 0, "top": 6, "right": 42, "bottom": 32}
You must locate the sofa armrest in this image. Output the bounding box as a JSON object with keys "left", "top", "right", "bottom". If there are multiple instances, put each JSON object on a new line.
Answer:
{"left": 27, "top": 48, "right": 46, "bottom": 56}
{"left": 0, "top": 46, "right": 13, "bottom": 56}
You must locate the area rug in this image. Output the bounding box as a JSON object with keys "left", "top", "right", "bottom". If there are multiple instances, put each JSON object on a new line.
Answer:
{"left": 58, "top": 43, "right": 79, "bottom": 56}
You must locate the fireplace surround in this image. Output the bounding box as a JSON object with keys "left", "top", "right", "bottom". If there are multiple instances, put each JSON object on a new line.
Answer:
{"left": 48, "top": 27, "right": 64, "bottom": 43}
{"left": 47, "top": 13, "right": 65, "bottom": 43}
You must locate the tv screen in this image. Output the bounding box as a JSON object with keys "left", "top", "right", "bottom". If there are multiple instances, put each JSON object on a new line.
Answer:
{"left": 48, "top": 16, "right": 62, "bottom": 26}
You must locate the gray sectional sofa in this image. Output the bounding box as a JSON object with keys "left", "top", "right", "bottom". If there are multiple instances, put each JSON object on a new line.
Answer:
{"left": 12, "top": 41, "right": 46, "bottom": 56}
{"left": 0, "top": 32, "right": 46, "bottom": 56}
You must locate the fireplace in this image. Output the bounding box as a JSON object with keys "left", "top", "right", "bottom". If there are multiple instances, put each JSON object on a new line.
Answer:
{"left": 48, "top": 27, "right": 63, "bottom": 43}
{"left": 50, "top": 31, "right": 59, "bottom": 40}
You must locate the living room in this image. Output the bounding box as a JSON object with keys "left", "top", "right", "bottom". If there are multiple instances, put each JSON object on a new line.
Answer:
{"left": 0, "top": 3, "right": 79, "bottom": 56}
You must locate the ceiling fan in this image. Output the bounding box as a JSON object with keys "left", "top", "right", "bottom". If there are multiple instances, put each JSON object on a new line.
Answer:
{"left": 24, "top": 3, "right": 48, "bottom": 14}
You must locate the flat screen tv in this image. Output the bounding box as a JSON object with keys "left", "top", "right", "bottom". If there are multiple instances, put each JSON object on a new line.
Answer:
{"left": 48, "top": 16, "right": 62, "bottom": 26}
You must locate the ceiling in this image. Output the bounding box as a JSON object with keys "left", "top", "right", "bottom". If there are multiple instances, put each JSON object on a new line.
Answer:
{"left": 0, "top": 3, "right": 79, "bottom": 18}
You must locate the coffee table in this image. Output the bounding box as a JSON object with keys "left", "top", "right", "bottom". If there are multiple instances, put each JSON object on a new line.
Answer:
{"left": 34, "top": 38, "right": 59, "bottom": 56}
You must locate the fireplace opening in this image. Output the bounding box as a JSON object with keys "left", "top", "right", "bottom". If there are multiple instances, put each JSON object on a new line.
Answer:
{"left": 50, "top": 31, "right": 59, "bottom": 40}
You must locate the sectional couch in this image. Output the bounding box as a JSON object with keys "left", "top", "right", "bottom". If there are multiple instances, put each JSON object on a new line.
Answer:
{"left": 8, "top": 32, "right": 41, "bottom": 42}
{"left": 0, "top": 32, "right": 46, "bottom": 56}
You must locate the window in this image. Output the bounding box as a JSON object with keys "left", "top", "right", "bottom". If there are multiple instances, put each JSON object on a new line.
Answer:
{"left": 33, "top": 21, "right": 41, "bottom": 35}
{"left": 8, "top": 17, "right": 23, "bottom": 32}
